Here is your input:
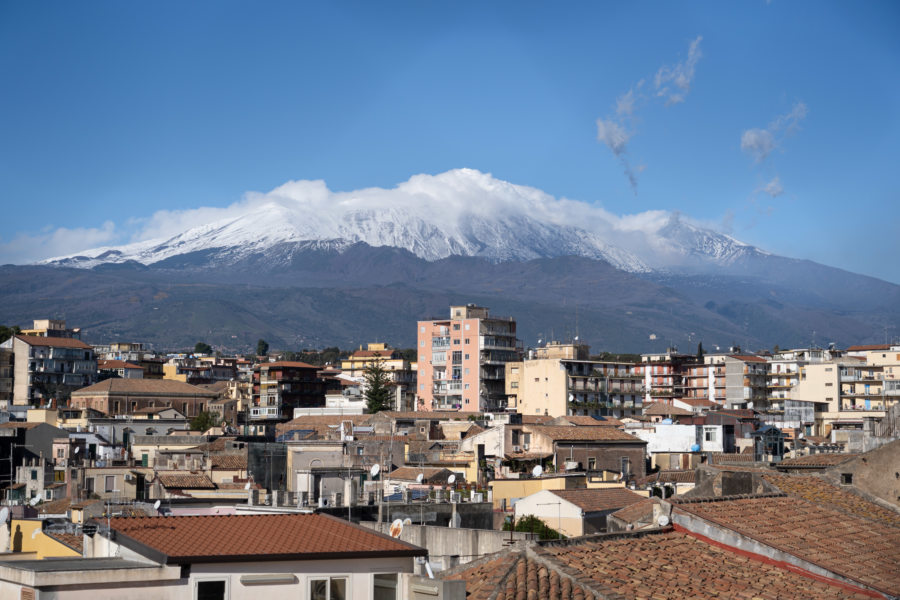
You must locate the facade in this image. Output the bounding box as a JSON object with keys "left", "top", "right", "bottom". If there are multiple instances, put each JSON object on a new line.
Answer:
{"left": 417, "top": 304, "right": 521, "bottom": 412}
{"left": 98, "top": 359, "right": 144, "bottom": 379}
{"left": 69, "top": 378, "right": 219, "bottom": 418}
{"left": 0, "top": 347, "right": 12, "bottom": 407}
{"left": 251, "top": 361, "right": 326, "bottom": 421}
{"left": 634, "top": 349, "right": 697, "bottom": 405}
{"left": 340, "top": 343, "right": 417, "bottom": 411}
{"left": 19, "top": 318, "right": 81, "bottom": 339}
{"left": 0, "top": 334, "right": 96, "bottom": 406}
{"left": 505, "top": 342, "right": 642, "bottom": 419}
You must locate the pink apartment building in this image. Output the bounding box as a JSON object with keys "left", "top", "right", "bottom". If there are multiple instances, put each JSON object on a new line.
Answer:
{"left": 417, "top": 304, "right": 521, "bottom": 412}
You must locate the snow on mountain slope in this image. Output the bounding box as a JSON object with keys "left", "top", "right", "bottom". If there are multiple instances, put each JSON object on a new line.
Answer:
{"left": 40, "top": 169, "right": 763, "bottom": 273}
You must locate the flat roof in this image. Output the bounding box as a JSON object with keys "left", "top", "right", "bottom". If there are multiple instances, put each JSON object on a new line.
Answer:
{"left": 0, "top": 557, "right": 160, "bottom": 572}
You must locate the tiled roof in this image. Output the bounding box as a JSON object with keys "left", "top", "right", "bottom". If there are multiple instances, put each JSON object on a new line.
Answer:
{"left": 673, "top": 495, "right": 900, "bottom": 596}
{"left": 608, "top": 497, "right": 661, "bottom": 526}
{"left": 72, "top": 378, "right": 218, "bottom": 397}
{"left": 0, "top": 421, "right": 44, "bottom": 430}
{"left": 678, "top": 398, "right": 717, "bottom": 408}
{"left": 444, "top": 549, "right": 600, "bottom": 600}
{"left": 846, "top": 344, "right": 891, "bottom": 351}
{"left": 707, "top": 452, "right": 756, "bottom": 464}
{"left": 259, "top": 361, "right": 318, "bottom": 369}
{"left": 45, "top": 531, "right": 84, "bottom": 553}
{"left": 550, "top": 488, "right": 646, "bottom": 513}
{"left": 555, "top": 416, "right": 616, "bottom": 426}
{"left": 14, "top": 334, "right": 92, "bottom": 349}
{"left": 777, "top": 453, "right": 858, "bottom": 468}
{"left": 380, "top": 410, "right": 484, "bottom": 420}
{"left": 759, "top": 472, "right": 900, "bottom": 527}
{"left": 156, "top": 472, "right": 216, "bottom": 489}
{"left": 520, "top": 415, "right": 554, "bottom": 424}
{"left": 107, "top": 514, "right": 426, "bottom": 563}
{"left": 210, "top": 454, "right": 247, "bottom": 470}
{"left": 643, "top": 403, "right": 693, "bottom": 416}
{"left": 635, "top": 469, "right": 696, "bottom": 486}
{"left": 528, "top": 425, "right": 643, "bottom": 443}
{"left": 729, "top": 354, "right": 768, "bottom": 363}
{"left": 540, "top": 530, "right": 879, "bottom": 600}
{"left": 38, "top": 498, "right": 73, "bottom": 515}
{"left": 276, "top": 414, "right": 372, "bottom": 436}
{"left": 98, "top": 359, "right": 143, "bottom": 369}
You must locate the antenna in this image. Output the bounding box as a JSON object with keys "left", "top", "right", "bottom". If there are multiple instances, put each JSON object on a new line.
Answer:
{"left": 389, "top": 518, "right": 404, "bottom": 538}
{"left": 532, "top": 465, "right": 543, "bottom": 478}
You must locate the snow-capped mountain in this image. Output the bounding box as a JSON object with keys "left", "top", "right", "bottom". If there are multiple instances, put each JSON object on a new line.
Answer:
{"left": 41, "top": 169, "right": 763, "bottom": 273}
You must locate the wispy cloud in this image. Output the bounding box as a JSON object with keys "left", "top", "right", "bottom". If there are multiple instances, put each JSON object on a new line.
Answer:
{"left": 596, "top": 36, "right": 703, "bottom": 192}
{"left": 741, "top": 102, "right": 807, "bottom": 162}
{"left": 0, "top": 222, "right": 118, "bottom": 265}
{"left": 654, "top": 36, "right": 703, "bottom": 105}
{"left": 759, "top": 176, "right": 784, "bottom": 198}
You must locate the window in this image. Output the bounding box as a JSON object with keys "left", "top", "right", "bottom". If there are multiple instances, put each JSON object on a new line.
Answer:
{"left": 704, "top": 428, "right": 717, "bottom": 442}
{"left": 464, "top": 383, "right": 470, "bottom": 390}
{"left": 57, "top": 448, "right": 64, "bottom": 458}
{"left": 464, "top": 354, "right": 470, "bottom": 360}
{"left": 511, "top": 381, "right": 518, "bottom": 389}
{"left": 453, "top": 339, "right": 461, "bottom": 345}
{"left": 453, "top": 324, "right": 460, "bottom": 330}
{"left": 464, "top": 368, "right": 470, "bottom": 375}
{"left": 465, "top": 338, "right": 470, "bottom": 344}
{"left": 588, "top": 457, "right": 597, "bottom": 470}
{"left": 511, "top": 367, "right": 519, "bottom": 374}
{"left": 195, "top": 579, "right": 227, "bottom": 600}
{"left": 420, "top": 326, "right": 425, "bottom": 333}
{"left": 311, "top": 577, "right": 347, "bottom": 600}
{"left": 841, "top": 473, "right": 853, "bottom": 485}
{"left": 30, "top": 470, "right": 37, "bottom": 480}
{"left": 464, "top": 323, "right": 470, "bottom": 330}
{"left": 374, "top": 574, "right": 398, "bottom": 600}
{"left": 420, "top": 340, "right": 425, "bottom": 347}
{"left": 105, "top": 475, "right": 115, "bottom": 492}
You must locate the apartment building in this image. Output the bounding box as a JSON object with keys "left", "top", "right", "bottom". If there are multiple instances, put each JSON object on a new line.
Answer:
{"left": 0, "top": 347, "right": 12, "bottom": 407}
{"left": 767, "top": 347, "right": 838, "bottom": 411}
{"left": 340, "top": 342, "right": 417, "bottom": 409}
{"left": 19, "top": 318, "right": 81, "bottom": 339}
{"left": 505, "top": 341, "right": 643, "bottom": 419}
{"left": 0, "top": 334, "right": 96, "bottom": 406}
{"left": 681, "top": 354, "right": 769, "bottom": 408}
{"left": 417, "top": 304, "right": 521, "bottom": 412}
{"left": 251, "top": 361, "right": 326, "bottom": 421}
{"left": 634, "top": 349, "right": 697, "bottom": 405}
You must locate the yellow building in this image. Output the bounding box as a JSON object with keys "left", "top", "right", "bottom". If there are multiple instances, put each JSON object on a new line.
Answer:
{"left": 8, "top": 519, "right": 81, "bottom": 558}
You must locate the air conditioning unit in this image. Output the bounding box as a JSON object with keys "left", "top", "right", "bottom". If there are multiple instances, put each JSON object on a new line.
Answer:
{"left": 450, "top": 492, "right": 461, "bottom": 503}
{"left": 512, "top": 445, "right": 522, "bottom": 453}
{"left": 522, "top": 443, "right": 530, "bottom": 451}
{"left": 472, "top": 492, "right": 484, "bottom": 503}
{"left": 124, "top": 473, "right": 134, "bottom": 482}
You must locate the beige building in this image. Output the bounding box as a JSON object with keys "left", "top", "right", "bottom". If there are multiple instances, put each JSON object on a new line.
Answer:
{"left": 0, "top": 334, "right": 96, "bottom": 406}
{"left": 505, "top": 342, "right": 642, "bottom": 419}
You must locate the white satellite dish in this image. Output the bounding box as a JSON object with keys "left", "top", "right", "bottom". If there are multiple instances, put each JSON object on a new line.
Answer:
{"left": 389, "top": 518, "right": 404, "bottom": 538}
{"left": 153, "top": 500, "right": 161, "bottom": 510}
{"left": 0, "top": 507, "right": 9, "bottom": 524}
{"left": 244, "top": 481, "right": 252, "bottom": 490}
{"left": 657, "top": 515, "right": 670, "bottom": 527}
{"left": 447, "top": 474, "right": 456, "bottom": 485}
{"left": 403, "top": 518, "right": 412, "bottom": 526}
{"left": 73, "top": 447, "right": 80, "bottom": 454}
{"left": 415, "top": 473, "right": 424, "bottom": 484}
{"left": 370, "top": 464, "right": 381, "bottom": 478}
{"left": 29, "top": 496, "right": 41, "bottom": 506}
{"left": 532, "top": 465, "right": 543, "bottom": 478}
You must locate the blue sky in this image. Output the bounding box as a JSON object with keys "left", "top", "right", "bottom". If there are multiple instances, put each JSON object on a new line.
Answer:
{"left": 1, "top": 1, "right": 898, "bottom": 282}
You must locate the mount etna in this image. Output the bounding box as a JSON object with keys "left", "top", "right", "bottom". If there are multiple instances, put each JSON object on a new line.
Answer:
{"left": 3, "top": 170, "right": 897, "bottom": 352}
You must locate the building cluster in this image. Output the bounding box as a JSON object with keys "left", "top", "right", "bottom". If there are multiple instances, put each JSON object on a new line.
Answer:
{"left": 1, "top": 312, "right": 899, "bottom": 599}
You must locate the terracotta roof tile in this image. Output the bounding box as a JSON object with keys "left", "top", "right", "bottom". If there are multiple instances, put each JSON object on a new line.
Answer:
{"left": 259, "top": 361, "right": 319, "bottom": 369}
{"left": 98, "top": 359, "right": 143, "bottom": 369}
{"left": 643, "top": 403, "right": 694, "bottom": 416}
{"left": 777, "top": 453, "right": 858, "bottom": 468}
{"left": 550, "top": 488, "right": 646, "bottom": 513}
{"left": 45, "top": 531, "right": 84, "bottom": 553}
{"left": 72, "top": 378, "right": 218, "bottom": 397}
{"left": 107, "top": 513, "right": 426, "bottom": 562}
{"left": 156, "top": 472, "right": 216, "bottom": 489}
{"left": 210, "top": 454, "right": 247, "bottom": 470}
{"left": 635, "top": 469, "right": 696, "bottom": 486}
{"left": 608, "top": 497, "right": 661, "bottom": 526}
{"left": 14, "top": 334, "right": 92, "bottom": 349}
{"left": 673, "top": 495, "right": 900, "bottom": 596}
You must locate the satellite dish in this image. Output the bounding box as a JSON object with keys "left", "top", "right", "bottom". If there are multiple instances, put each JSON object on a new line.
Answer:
{"left": 532, "top": 465, "right": 543, "bottom": 478}
{"left": 447, "top": 474, "right": 456, "bottom": 485}
{"left": 29, "top": 496, "right": 41, "bottom": 506}
{"left": 73, "top": 447, "right": 80, "bottom": 455}
{"left": 370, "top": 464, "right": 381, "bottom": 478}
{"left": 657, "top": 515, "right": 670, "bottom": 527}
{"left": 244, "top": 481, "right": 252, "bottom": 490}
{"left": 415, "top": 473, "right": 424, "bottom": 484}
{"left": 0, "top": 507, "right": 8, "bottom": 524}
{"left": 389, "top": 518, "right": 404, "bottom": 538}
{"left": 403, "top": 518, "right": 412, "bottom": 526}
{"left": 153, "top": 500, "right": 161, "bottom": 510}
{"left": 32, "top": 528, "right": 41, "bottom": 539}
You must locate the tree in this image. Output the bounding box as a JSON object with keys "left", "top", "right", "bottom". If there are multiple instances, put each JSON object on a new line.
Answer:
{"left": 190, "top": 410, "right": 220, "bottom": 432}
{"left": 194, "top": 341, "right": 212, "bottom": 355}
{"left": 0, "top": 325, "right": 21, "bottom": 344}
{"left": 502, "top": 515, "right": 564, "bottom": 540}
{"left": 364, "top": 357, "right": 392, "bottom": 413}
{"left": 696, "top": 342, "right": 705, "bottom": 362}
{"left": 256, "top": 338, "right": 269, "bottom": 356}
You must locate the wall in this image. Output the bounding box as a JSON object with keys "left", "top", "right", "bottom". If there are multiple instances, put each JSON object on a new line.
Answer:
{"left": 512, "top": 489, "right": 584, "bottom": 537}
{"left": 8, "top": 519, "right": 80, "bottom": 558}
{"left": 820, "top": 438, "right": 900, "bottom": 508}
{"left": 489, "top": 475, "right": 585, "bottom": 510}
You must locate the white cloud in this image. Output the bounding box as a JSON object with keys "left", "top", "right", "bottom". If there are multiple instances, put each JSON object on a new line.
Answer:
{"left": 654, "top": 36, "right": 703, "bottom": 105}
{"left": 741, "top": 102, "right": 807, "bottom": 163}
{"left": 0, "top": 221, "right": 118, "bottom": 265}
{"left": 760, "top": 176, "right": 784, "bottom": 198}
{"left": 596, "top": 37, "right": 703, "bottom": 191}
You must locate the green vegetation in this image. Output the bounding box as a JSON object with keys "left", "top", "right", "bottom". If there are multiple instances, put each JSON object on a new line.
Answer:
{"left": 256, "top": 338, "right": 269, "bottom": 356}
{"left": 696, "top": 342, "right": 705, "bottom": 361}
{"left": 0, "top": 324, "right": 21, "bottom": 344}
{"left": 190, "top": 410, "right": 221, "bottom": 432}
{"left": 502, "top": 515, "right": 564, "bottom": 540}
{"left": 364, "top": 357, "right": 392, "bottom": 413}
{"left": 194, "top": 341, "right": 212, "bottom": 355}
{"left": 590, "top": 351, "right": 642, "bottom": 363}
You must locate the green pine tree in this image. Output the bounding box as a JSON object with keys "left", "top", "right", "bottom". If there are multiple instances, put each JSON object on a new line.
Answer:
{"left": 364, "top": 357, "right": 392, "bottom": 413}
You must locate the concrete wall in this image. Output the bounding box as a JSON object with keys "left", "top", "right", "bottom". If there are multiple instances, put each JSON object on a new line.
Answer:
{"left": 361, "top": 523, "right": 530, "bottom": 570}
{"left": 820, "top": 438, "right": 900, "bottom": 508}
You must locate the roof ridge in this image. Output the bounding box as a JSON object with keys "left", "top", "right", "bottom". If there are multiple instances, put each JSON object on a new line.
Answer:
{"left": 671, "top": 492, "right": 788, "bottom": 504}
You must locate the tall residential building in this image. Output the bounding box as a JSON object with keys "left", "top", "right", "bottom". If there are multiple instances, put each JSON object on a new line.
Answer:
{"left": 681, "top": 354, "right": 769, "bottom": 409}
{"left": 251, "top": 361, "right": 326, "bottom": 421}
{"left": 416, "top": 304, "right": 521, "bottom": 412}
{"left": 505, "top": 341, "right": 643, "bottom": 418}
{"left": 0, "top": 335, "right": 97, "bottom": 406}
